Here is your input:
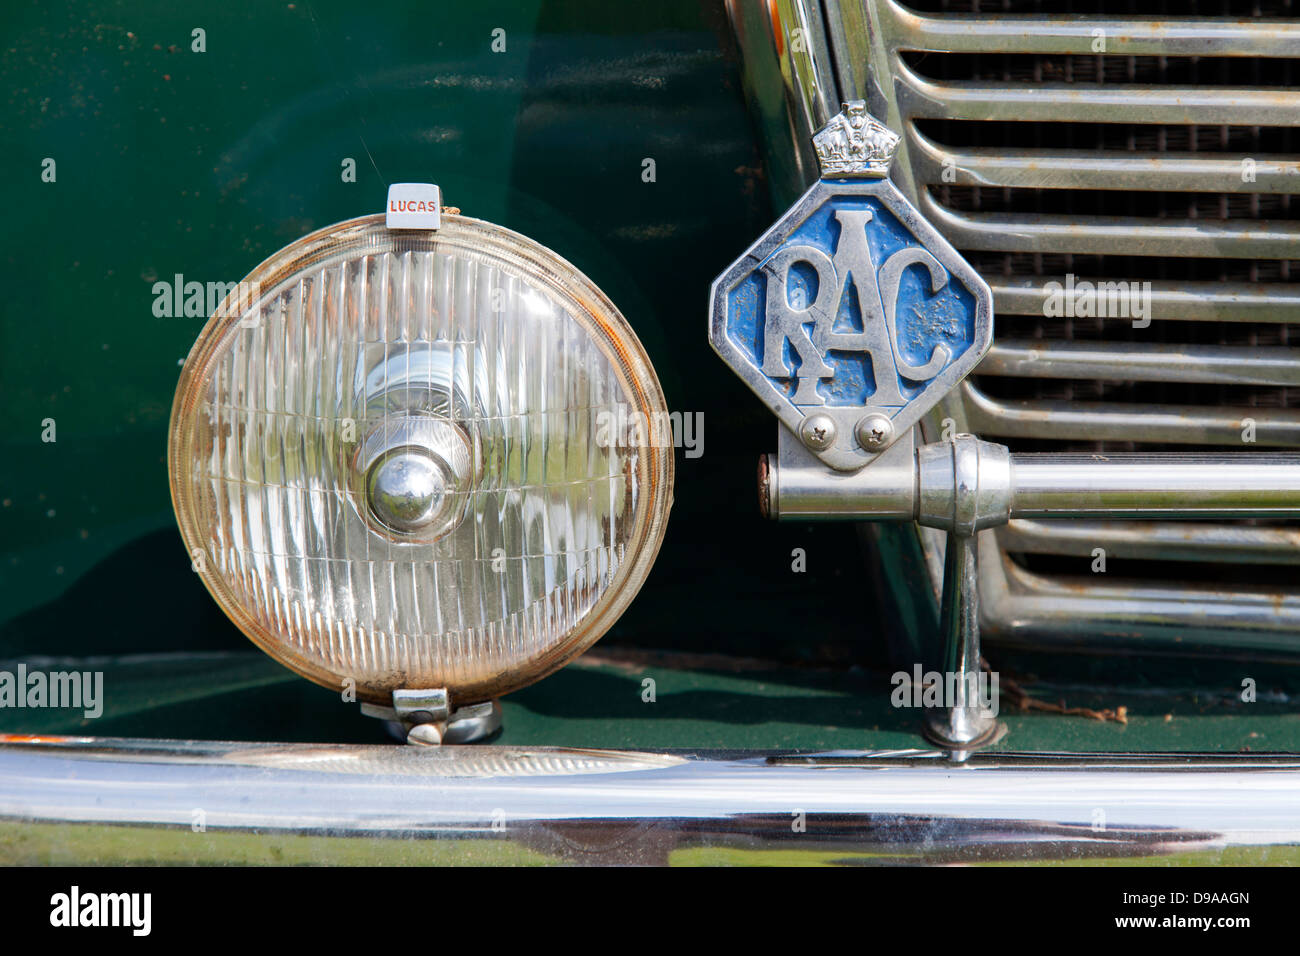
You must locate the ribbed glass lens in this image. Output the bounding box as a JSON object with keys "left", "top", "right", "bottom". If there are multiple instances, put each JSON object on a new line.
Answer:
{"left": 170, "top": 215, "right": 672, "bottom": 703}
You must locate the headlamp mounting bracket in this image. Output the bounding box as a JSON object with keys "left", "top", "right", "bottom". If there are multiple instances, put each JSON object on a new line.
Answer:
{"left": 361, "top": 688, "right": 503, "bottom": 746}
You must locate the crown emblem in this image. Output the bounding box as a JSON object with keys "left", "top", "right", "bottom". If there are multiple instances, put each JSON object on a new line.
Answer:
{"left": 813, "top": 101, "right": 901, "bottom": 179}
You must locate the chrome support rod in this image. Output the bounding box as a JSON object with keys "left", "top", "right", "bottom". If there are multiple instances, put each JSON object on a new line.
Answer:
{"left": 766, "top": 439, "right": 1300, "bottom": 526}
{"left": 764, "top": 429, "right": 1300, "bottom": 748}
{"left": 1011, "top": 454, "right": 1300, "bottom": 519}
{"left": 924, "top": 532, "right": 999, "bottom": 748}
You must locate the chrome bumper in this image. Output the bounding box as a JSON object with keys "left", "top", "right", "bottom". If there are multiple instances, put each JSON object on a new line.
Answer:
{"left": 3, "top": 737, "right": 1298, "bottom": 864}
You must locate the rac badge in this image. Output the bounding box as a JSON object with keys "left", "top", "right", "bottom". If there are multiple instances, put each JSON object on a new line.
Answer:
{"left": 709, "top": 101, "right": 993, "bottom": 471}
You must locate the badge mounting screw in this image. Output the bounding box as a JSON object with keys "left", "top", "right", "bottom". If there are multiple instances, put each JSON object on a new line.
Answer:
{"left": 799, "top": 414, "right": 837, "bottom": 451}
{"left": 856, "top": 413, "right": 895, "bottom": 451}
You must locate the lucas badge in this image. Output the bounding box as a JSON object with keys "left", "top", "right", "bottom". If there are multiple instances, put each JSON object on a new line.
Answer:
{"left": 709, "top": 101, "right": 993, "bottom": 471}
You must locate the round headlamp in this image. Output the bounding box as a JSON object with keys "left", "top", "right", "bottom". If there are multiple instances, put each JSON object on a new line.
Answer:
{"left": 169, "top": 208, "right": 672, "bottom": 706}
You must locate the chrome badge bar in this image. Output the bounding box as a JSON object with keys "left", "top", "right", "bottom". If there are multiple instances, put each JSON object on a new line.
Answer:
{"left": 709, "top": 104, "right": 1300, "bottom": 749}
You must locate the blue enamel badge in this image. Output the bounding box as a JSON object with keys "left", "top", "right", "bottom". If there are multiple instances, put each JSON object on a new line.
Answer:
{"left": 710, "top": 102, "right": 993, "bottom": 471}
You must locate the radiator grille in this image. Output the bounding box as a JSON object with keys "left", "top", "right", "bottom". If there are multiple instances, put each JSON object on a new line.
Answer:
{"left": 874, "top": 1, "right": 1300, "bottom": 606}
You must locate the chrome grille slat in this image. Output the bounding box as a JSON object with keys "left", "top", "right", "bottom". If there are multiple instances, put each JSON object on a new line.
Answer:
{"left": 988, "top": 277, "right": 1300, "bottom": 322}
{"left": 883, "top": 9, "right": 1300, "bottom": 57}
{"left": 986, "top": 547, "right": 1300, "bottom": 656}
{"left": 1001, "top": 519, "right": 1300, "bottom": 564}
{"left": 917, "top": 191, "right": 1300, "bottom": 257}
{"left": 897, "top": 63, "right": 1300, "bottom": 125}
{"left": 962, "top": 382, "right": 1300, "bottom": 446}
{"left": 980, "top": 341, "right": 1300, "bottom": 386}
{"left": 909, "top": 130, "right": 1300, "bottom": 194}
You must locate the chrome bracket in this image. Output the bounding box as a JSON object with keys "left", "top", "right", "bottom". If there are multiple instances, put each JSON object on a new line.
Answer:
{"left": 771, "top": 426, "right": 1006, "bottom": 748}
{"left": 765, "top": 425, "right": 1300, "bottom": 748}
{"left": 918, "top": 437, "right": 1004, "bottom": 749}
{"left": 361, "top": 689, "right": 503, "bottom": 746}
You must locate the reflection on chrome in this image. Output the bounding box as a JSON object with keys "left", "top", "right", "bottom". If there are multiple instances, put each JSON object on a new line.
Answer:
{"left": 2, "top": 737, "right": 1298, "bottom": 865}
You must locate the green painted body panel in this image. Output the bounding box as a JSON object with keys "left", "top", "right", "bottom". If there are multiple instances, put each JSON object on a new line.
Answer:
{"left": 2, "top": 650, "right": 1297, "bottom": 754}
{"left": 1, "top": 0, "right": 1296, "bottom": 753}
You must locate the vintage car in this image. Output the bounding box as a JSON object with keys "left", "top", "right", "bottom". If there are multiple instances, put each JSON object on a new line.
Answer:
{"left": 2, "top": 0, "right": 1298, "bottom": 868}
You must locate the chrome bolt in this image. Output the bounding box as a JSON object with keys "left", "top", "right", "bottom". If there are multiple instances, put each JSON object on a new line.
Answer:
{"left": 856, "top": 413, "right": 895, "bottom": 451}
{"left": 406, "top": 722, "right": 445, "bottom": 746}
{"left": 799, "top": 414, "right": 836, "bottom": 451}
